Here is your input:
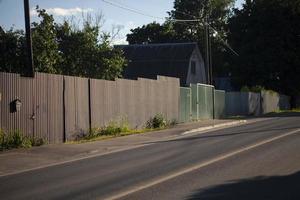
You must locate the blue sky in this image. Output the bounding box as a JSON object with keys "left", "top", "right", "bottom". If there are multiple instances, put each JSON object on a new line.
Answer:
{"left": 0, "top": 0, "right": 244, "bottom": 44}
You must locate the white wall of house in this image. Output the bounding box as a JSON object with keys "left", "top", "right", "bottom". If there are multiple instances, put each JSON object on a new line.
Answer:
{"left": 186, "top": 47, "right": 207, "bottom": 85}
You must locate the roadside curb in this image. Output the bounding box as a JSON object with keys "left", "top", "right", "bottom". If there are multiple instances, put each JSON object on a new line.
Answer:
{"left": 182, "top": 120, "right": 247, "bottom": 135}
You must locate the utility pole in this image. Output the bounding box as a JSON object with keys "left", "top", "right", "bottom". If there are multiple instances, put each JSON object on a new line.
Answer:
{"left": 23, "top": 0, "right": 34, "bottom": 77}
{"left": 205, "top": 14, "right": 210, "bottom": 85}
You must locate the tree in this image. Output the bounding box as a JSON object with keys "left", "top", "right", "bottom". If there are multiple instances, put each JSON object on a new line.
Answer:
{"left": 0, "top": 27, "right": 26, "bottom": 73}
{"left": 228, "top": 0, "right": 300, "bottom": 99}
{"left": 31, "top": 7, "right": 62, "bottom": 74}
{"left": 127, "top": 22, "right": 177, "bottom": 44}
{"left": 55, "top": 14, "right": 126, "bottom": 80}
{"left": 126, "top": 0, "right": 235, "bottom": 76}
{"left": 0, "top": 7, "right": 126, "bottom": 80}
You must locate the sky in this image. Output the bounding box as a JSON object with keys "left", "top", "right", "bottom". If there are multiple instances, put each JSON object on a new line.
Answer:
{"left": 0, "top": 0, "right": 245, "bottom": 44}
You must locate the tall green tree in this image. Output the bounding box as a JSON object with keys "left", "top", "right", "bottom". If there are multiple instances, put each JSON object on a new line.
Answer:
{"left": 0, "top": 7, "right": 126, "bottom": 80}
{"left": 127, "top": 0, "right": 235, "bottom": 76}
{"left": 56, "top": 17, "right": 126, "bottom": 80}
{"left": 127, "top": 22, "right": 177, "bottom": 44}
{"left": 31, "top": 7, "right": 62, "bottom": 73}
{"left": 0, "top": 27, "right": 26, "bottom": 73}
{"left": 228, "top": 0, "right": 300, "bottom": 99}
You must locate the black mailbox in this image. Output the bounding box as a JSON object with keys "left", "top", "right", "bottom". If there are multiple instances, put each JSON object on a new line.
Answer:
{"left": 10, "top": 98, "right": 22, "bottom": 113}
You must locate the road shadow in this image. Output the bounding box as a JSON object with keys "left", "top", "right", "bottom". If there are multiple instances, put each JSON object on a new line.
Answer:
{"left": 226, "top": 112, "right": 300, "bottom": 119}
{"left": 144, "top": 126, "right": 300, "bottom": 145}
{"left": 185, "top": 171, "right": 300, "bottom": 200}
{"left": 263, "top": 111, "right": 300, "bottom": 118}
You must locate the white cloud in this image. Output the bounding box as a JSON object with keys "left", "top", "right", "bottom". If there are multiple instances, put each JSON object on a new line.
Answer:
{"left": 30, "top": 7, "right": 93, "bottom": 17}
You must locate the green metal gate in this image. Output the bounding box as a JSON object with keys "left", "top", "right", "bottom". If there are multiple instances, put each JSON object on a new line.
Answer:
{"left": 179, "top": 87, "right": 191, "bottom": 123}
{"left": 197, "top": 84, "right": 214, "bottom": 119}
{"left": 180, "top": 84, "right": 226, "bottom": 122}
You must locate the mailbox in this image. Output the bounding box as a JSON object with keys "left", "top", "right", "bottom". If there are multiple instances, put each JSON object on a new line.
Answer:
{"left": 10, "top": 98, "right": 22, "bottom": 113}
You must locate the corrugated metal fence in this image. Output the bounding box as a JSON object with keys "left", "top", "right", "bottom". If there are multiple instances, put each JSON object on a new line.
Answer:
{"left": 180, "top": 84, "right": 226, "bottom": 122}
{"left": 0, "top": 72, "right": 179, "bottom": 143}
{"left": 226, "top": 91, "right": 291, "bottom": 116}
{"left": 0, "top": 73, "right": 64, "bottom": 143}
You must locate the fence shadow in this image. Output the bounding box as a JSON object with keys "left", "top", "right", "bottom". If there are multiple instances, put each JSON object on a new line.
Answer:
{"left": 185, "top": 171, "right": 300, "bottom": 200}
{"left": 263, "top": 111, "right": 300, "bottom": 118}
{"left": 145, "top": 126, "right": 300, "bottom": 145}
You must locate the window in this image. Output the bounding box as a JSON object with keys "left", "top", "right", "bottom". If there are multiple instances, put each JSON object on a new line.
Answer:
{"left": 191, "top": 61, "right": 196, "bottom": 75}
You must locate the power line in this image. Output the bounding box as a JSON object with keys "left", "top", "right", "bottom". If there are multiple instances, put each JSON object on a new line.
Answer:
{"left": 101, "top": 0, "right": 164, "bottom": 21}
{"left": 102, "top": 0, "right": 238, "bottom": 56}
{"left": 173, "top": 10, "right": 239, "bottom": 56}
{"left": 101, "top": 0, "right": 204, "bottom": 23}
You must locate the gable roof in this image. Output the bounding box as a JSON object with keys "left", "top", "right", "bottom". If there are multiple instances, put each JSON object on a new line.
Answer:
{"left": 116, "top": 43, "right": 200, "bottom": 86}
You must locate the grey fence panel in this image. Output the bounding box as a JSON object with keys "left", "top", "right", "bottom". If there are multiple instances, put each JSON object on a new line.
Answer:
{"left": 35, "top": 73, "right": 64, "bottom": 143}
{"left": 19, "top": 76, "right": 35, "bottom": 138}
{"left": 104, "top": 80, "right": 118, "bottom": 125}
{"left": 1, "top": 72, "right": 180, "bottom": 143}
{"left": 214, "top": 90, "right": 225, "bottom": 119}
{"left": 90, "top": 79, "right": 105, "bottom": 128}
{"left": 225, "top": 92, "right": 257, "bottom": 116}
{"left": 118, "top": 79, "right": 136, "bottom": 127}
{"left": 0, "top": 73, "right": 21, "bottom": 134}
{"left": 46, "top": 74, "right": 64, "bottom": 143}
{"left": 138, "top": 78, "right": 150, "bottom": 126}
{"left": 166, "top": 77, "right": 180, "bottom": 120}
{"left": 64, "top": 76, "right": 89, "bottom": 141}
{"left": 279, "top": 95, "right": 291, "bottom": 110}
{"left": 35, "top": 73, "right": 48, "bottom": 141}
{"left": 0, "top": 72, "right": 64, "bottom": 143}
{"left": 261, "top": 91, "right": 280, "bottom": 114}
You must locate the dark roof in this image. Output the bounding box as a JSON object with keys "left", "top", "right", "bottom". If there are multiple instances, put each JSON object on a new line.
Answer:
{"left": 116, "top": 43, "right": 199, "bottom": 86}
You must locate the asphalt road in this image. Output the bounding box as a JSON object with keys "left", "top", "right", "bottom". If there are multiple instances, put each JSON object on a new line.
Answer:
{"left": 1, "top": 116, "right": 300, "bottom": 200}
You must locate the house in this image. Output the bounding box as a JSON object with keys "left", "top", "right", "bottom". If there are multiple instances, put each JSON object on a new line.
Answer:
{"left": 116, "top": 43, "right": 207, "bottom": 86}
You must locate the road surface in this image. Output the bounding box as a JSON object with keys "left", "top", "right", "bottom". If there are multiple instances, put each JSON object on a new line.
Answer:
{"left": 1, "top": 116, "right": 300, "bottom": 200}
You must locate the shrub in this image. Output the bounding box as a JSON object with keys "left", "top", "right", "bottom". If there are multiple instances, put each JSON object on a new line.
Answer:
{"left": 241, "top": 86, "right": 250, "bottom": 92}
{"left": 30, "top": 137, "right": 46, "bottom": 147}
{"left": 0, "top": 129, "right": 45, "bottom": 151}
{"left": 146, "top": 114, "right": 167, "bottom": 129}
{"left": 80, "top": 118, "right": 131, "bottom": 140}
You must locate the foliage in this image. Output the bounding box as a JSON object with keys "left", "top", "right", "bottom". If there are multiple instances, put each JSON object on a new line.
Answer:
{"left": 82, "top": 118, "right": 130, "bottom": 140}
{"left": 126, "top": 0, "right": 235, "bottom": 76}
{"left": 0, "top": 7, "right": 126, "bottom": 80}
{"left": 146, "top": 114, "right": 167, "bottom": 129}
{"left": 240, "top": 86, "right": 250, "bottom": 92}
{"left": 227, "top": 0, "right": 300, "bottom": 100}
{"left": 0, "top": 27, "right": 26, "bottom": 74}
{"left": 240, "top": 85, "right": 278, "bottom": 94}
{"left": 0, "top": 129, "right": 45, "bottom": 151}
{"left": 127, "top": 22, "right": 177, "bottom": 44}
{"left": 31, "top": 6, "right": 62, "bottom": 74}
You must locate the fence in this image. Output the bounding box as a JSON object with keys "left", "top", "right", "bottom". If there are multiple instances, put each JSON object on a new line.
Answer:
{"left": 179, "top": 87, "right": 192, "bottom": 123}
{"left": 0, "top": 72, "right": 180, "bottom": 143}
{"left": 214, "top": 90, "right": 226, "bottom": 119}
{"left": 180, "top": 84, "right": 226, "bottom": 122}
{"left": 226, "top": 91, "right": 291, "bottom": 116}
{"left": 226, "top": 92, "right": 261, "bottom": 116}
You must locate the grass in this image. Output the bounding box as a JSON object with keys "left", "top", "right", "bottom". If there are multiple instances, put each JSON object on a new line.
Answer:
{"left": 269, "top": 109, "right": 300, "bottom": 113}
{"left": 0, "top": 129, "right": 45, "bottom": 151}
{"left": 71, "top": 115, "right": 178, "bottom": 144}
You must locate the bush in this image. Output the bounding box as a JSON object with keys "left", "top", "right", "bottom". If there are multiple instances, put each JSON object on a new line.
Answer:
{"left": 146, "top": 114, "right": 167, "bottom": 129}
{"left": 241, "top": 86, "right": 250, "bottom": 92}
{"left": 0, "top": 129, "right": 45, "bottom": 151}
{"left": 81, "top": 118, "right": 131, "bottom": 140}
